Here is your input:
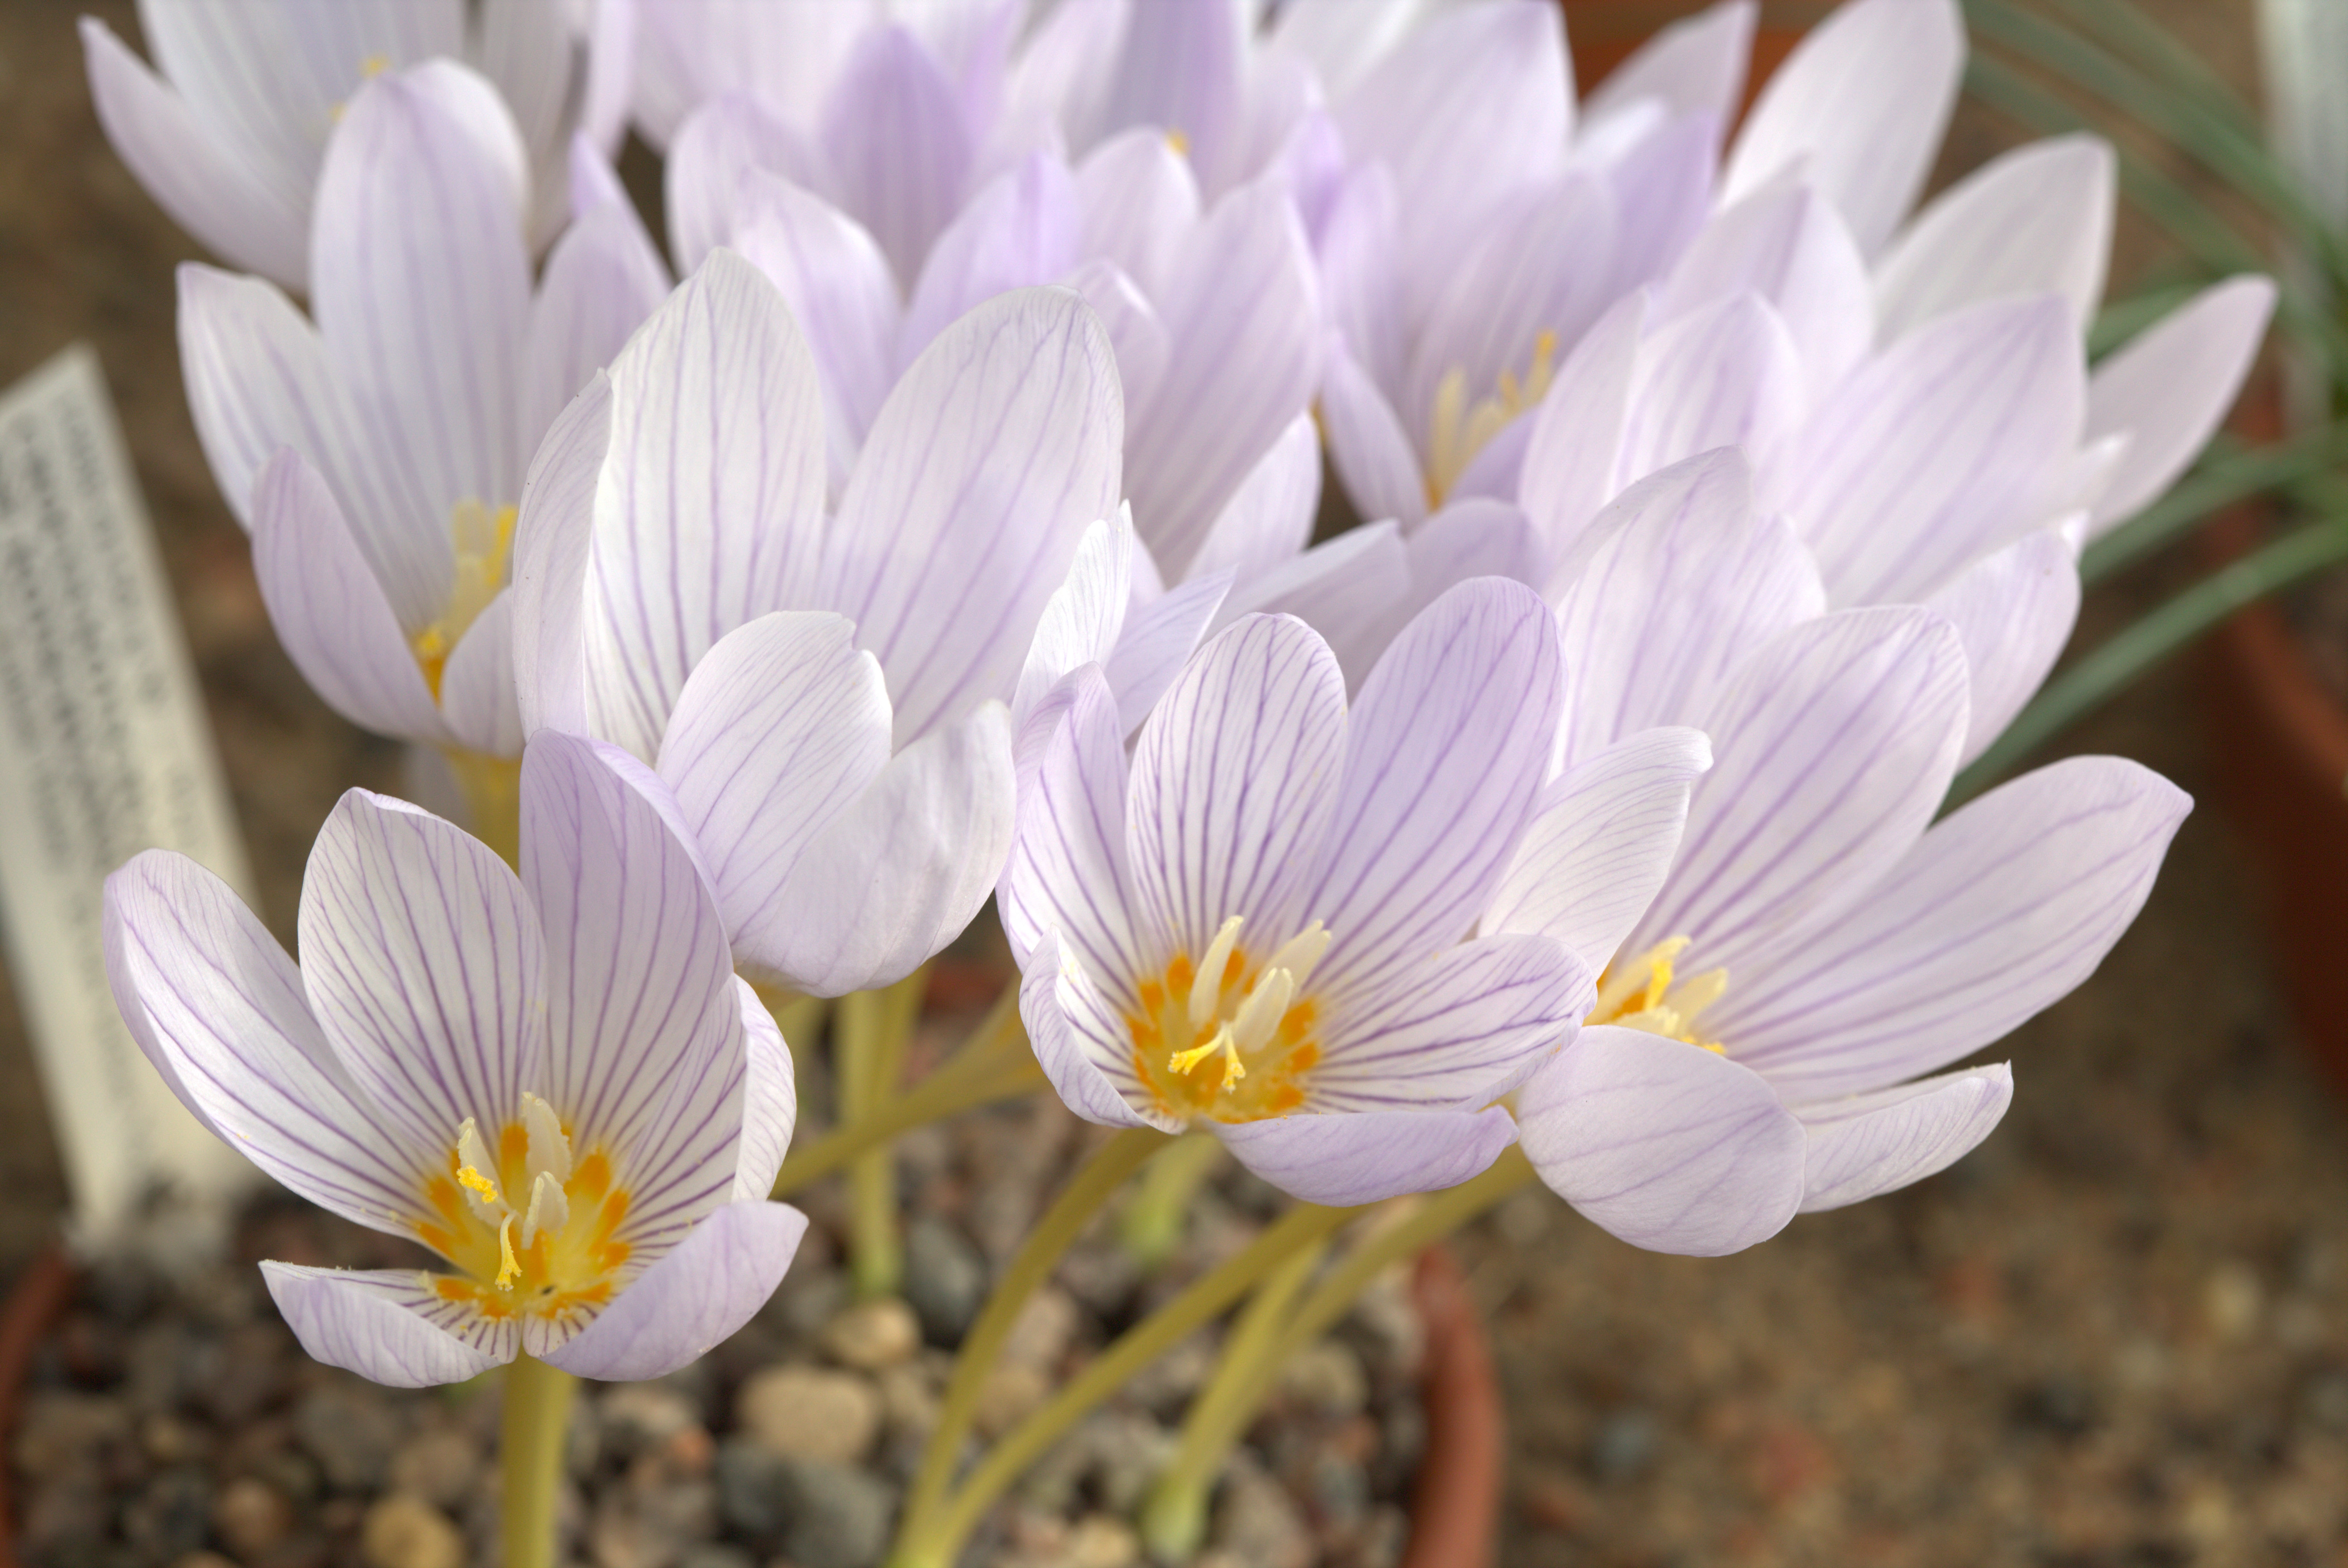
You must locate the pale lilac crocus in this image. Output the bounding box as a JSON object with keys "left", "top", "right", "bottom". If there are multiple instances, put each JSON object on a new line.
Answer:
{"left": 103, "top": 731, "right": 805, "bottom": 1387}
{"left": 1001, "top": 578, "right": 1708, "bottom": 1207}
{"left": 510, "top": 252, "right": 1121, "bottom": 996}
{"left": 1494, "top": 451, "right": 2189, "bottom": 1254}
{"left": 176, "top": 62, "right": 669, "bottom": 800}
{"left": 81, "top": 0, "right": 635, "bottom": 290}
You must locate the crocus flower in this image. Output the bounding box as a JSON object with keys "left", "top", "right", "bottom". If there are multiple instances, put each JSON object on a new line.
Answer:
{"left": 176, "top": 62, "right": 669, "bottom": 802}
{"left": 81, "top": 0, "right": 635, "bottom": 290}
{"left": 510, "top": 252, "right": 1121, "bottom": 996}
{"left": 1494, "top": 452, "right": 2190, "bottom": 1254}
{"left": 103, "top": 731, "right": 806, "bottom": 1387}
{"left": 1001, "top": 577, "right": 1710, "bottom": 1207}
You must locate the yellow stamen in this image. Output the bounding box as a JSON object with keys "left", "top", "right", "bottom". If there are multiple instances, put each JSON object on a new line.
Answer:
{"left": 457, "top": 1164, "right": 500, "bottom": 1204}
{"left": 494, "top": 1213, "right": 520, "bottom": 1291}
{"left": 1131, "top": 924, "right": 1323, "bottom": 1122}
{"left": 1588, "top": 936, "right": 1728, "bottom": 1053}
{"left": 1425, "top": 328, "right": 1561, "bottom": 508}
{"left": 411, "top": 500, "right": 519, "bottom": 701}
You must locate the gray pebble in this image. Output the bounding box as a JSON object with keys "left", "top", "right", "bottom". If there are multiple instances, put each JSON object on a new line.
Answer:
{"left": 714, "top": 1442, "right": 896, "bottom": 1568}
{"left": 1592, "top": 1409, "right": 1658, "bottom": 1482}
{"left": 903, "top": 1216, "right": 987, "bottom": 1344}
{"left": 297, "top": 1386, "right": 404, "bottom": 1490}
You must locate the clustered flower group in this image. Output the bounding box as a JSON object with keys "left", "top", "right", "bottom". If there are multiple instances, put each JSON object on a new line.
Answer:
{"left": 94, "top": 0, "right": 2260, "bottom": 1389}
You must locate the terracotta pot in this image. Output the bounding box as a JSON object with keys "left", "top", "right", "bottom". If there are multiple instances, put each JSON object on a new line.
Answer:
{"left": 0, "top": 1242, "right": 76, "bottom": 1568}
{"left": 1400, "top": 1245, "right": 1504, "bottom": 1568}
{"left": 1562, "top": 0, "right": 1821, "bottom": 107}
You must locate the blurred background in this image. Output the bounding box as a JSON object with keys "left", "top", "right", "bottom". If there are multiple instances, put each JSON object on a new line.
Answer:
{"left": 3, "top": 1, "right": 2341, "bottom": 1564}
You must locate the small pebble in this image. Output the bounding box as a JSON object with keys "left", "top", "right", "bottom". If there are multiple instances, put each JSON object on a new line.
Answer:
{"left": 1001, "top": 1289, "right": 1079, "bottom": 1373}
{"left": 772, "top": 1456, "right": 898, "bottom": 1568}
{"left": 1277, "top": 1340, "right": 1369, "bottom": 1419}
{"left": 602, "top": 1381, "right": 706, "bottom": 1456}
{"left": 1060, "top": 1514, "right": 1141, "bottom": 1568}
{"left": 823, "top": 1299, "right": 922, "bottom": 1371}
{"left": 738, "top": 1364, "right": 883, "bottom": 1465}
{"left": 212, "top": 1474, "right": 295, "bottom": 1558}
{"left": 1209, "top": 1460, "right": 1315, "bottom": 1568}
{"left": 1592, "top": 1409, "right": 1658, "bottom": 1482}
{"left": 390, "top": 1428, "right": 482, "bottom": 1511}
{"left": 297, "top": 1387, "right": 403, "bottom": 1491}
{"left": 974, "top": 1363, "right": 1052, "bottom": 1436}
{"left": 903, "top": 1217, "right": 988, "bottom": 1343}
{"left": 360, "top": 1493, "right": 467, "bottom": 1568}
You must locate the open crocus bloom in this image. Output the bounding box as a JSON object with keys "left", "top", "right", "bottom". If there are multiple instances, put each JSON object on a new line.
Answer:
{"left": 175, "top": 61, "right": 669, "bottom": 814}
{"left": 511, "top": 253, "right": 1122, "bottom": 995}
{"left": 81, "top": 0, "right": 633, "bottom": 289}
{"left": 102, "top": 731, "right": 806, "bottom": 1388}
{"left": 1496, "top": 453, "right": 2190, "bottom": 1255}
{"left": 1002, "top": 577, "right": 1697, "bottom": 1207}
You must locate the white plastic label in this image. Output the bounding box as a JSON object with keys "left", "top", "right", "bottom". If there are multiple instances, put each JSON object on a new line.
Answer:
{"left": 0, "top": 345, "right": 257, "bottom": 1249}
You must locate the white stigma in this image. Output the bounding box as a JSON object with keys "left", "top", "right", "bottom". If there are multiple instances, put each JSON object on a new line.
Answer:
{"left": 1189, "top": 915, "right": 1244, "bottom": 1033}
{"left": 522, "top": 1091, "right": 572, "bottom": 1186}
{"left": 519, "top": 1170, "right": 569, "bottom": 1250}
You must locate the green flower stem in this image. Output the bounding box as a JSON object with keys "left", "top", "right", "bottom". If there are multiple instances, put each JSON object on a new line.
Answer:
{"left": 890, "top": 1199, "right": 1368, "bottom": 1568}
{"left": 770, "top": 984, "right": 1040, "bottom": 1201}
{"left": 500, "top": 1353, "right": 577, "bottom": 1568}
{"left": 1117, "top": 1130, "right": 1227, "bottom": 1271}
{"left": 1137, "top": 1231, "right": 1329, "bottom": 1561}
{"left": 444, "top": 748, "right": 523, "bottom": 869}
{"left": 1954, "top": 514, "right": 2348, "bottom": 801}
{"left": 899, "top": 1126, "right": 1168, "bottom": 1548}
{"left": 837, "top": 968, "right": 931, "bottom": 1300}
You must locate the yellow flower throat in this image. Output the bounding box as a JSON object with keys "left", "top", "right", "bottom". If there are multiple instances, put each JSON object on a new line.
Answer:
{"left": 411, "top": 499, "right": 518, "bottom": 702}
{"left": 1126, "top": 916, "right": 1332, "bottom": 1122}
{"left": 1425, "top": 329, "right": 1560, "bottom": 509}
{"left": 417, "top": 1091, "right": 634, "bottom": 1324}
{"left": 1588, "top": 936, "right": 1728, "bottom": 1051}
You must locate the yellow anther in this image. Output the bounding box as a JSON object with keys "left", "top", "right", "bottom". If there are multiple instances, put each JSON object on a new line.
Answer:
{"left": 1169, "top": 1024, "right": 1234, "bottom": 1078}
{"left": 456, "top": 1164, "right": 500, "bottom": 1204}
{"left": 411, "top": 500, "right": 519, "bottom": 702}
{"left": 1218, "top": 1039, "right": 1247, "bottom": 1092}
{"left": 1424, "top": 328, "right": 1563, "bottom": 507}
{"left": 494, "top": 1214, "right": 520, "bottom": 1291}
{"left": 1165, "top": 127, "right": 1191, "bottom": 158}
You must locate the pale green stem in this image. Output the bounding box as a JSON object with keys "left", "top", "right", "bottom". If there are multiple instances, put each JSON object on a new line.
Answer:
{"left": 1138, "top": 1231, "right": 1329, "bottom": 1561}
{"left": 500, "top": 1353, "right": 577, "bottom": 1568}
{"left": 887, "top": 1199, "right": 1364, "bottom": 1568}
{"left": 900, "top": 1127, "right": 1167, "bottom": 1542}
{"left": 445, "top": 748, "right": 522, "bottom": 869}
{"left": 1117, "top": 1130, "right": 1227, "bottom": 1271}
{"left": 772, "top": 984, "right": 1039, "bottom": 1201}
{"left": 838, "top": 967, "right": 930, "bottom": 1300}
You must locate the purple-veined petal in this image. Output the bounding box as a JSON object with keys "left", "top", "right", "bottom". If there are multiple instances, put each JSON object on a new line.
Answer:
{"left": 1658, "top": 181, "right": 1873, "bottom": 405}
{"left": 251, "top": 449, "right": 452, "bottom": 746}
{"left": 825, "top": 287, "right": 1124, "bottom": 746}
{"left": 1003, "top": 667, "right": 1142, "bottom": 976}
{"left": 1021, "top": 931, "right": 1163, "bottom": 1128}
{"left": 1013, "top": 516, "right": 1135, "bottom": 736}
{"left": 1125, "top": 176, "right": 1322, "bottom": 580}
{"left": 1615, "top": 292, "right": 1807, "bottom": 492}
{"left": 1602, "top": 112, "right": 1720, "bottom": 300}
{"left": 666, "top": 93, "right": 819, "bottom": 273}
{"left": 1926, "top": 525, "right": 2081, "bottom": 767}
{"left": 748, "top": 706, "right": 1017, "bottom": 995}
{"left": 656, "top": 612, "right": 895, "bottom": 945}
{"left": 1188, "top": 414, "right": 1323, "bottom": 586}
{"left": 734, "top": 171, "right": 903, "bottom": 459}
{"left": 1214, "top": 1107, "right": 1519, "bottom": 1206}
{"left": 1517, "top": 1025, "right": 1806, "bottom": 1255}
{"left": 819, "top": 23, "right": 974, "bottom": 289}
{"left": 1715, "top": 756, "right": 2187, "bottom": 1100}
{"left": 1770, "top": 294, "right": 2083, "bottom": 607}
{"left": 582, "top": 250, "right": 828, "bottom": 761}
{"left": 637, "top": 0, "right": 874, "bottom": 148}
{"left": 511, "top": 373, "right": 611, "bottom": 738}
{"left": 1318, "top": 164, "right": 1404, "bottom": 397}
{"left": 1580, "top": 0, "right": 1755, "bottom": 140}
{"left": 520, "top": 732, "right": 745, "bottom": 1254}
{"left": 732, "top": 979, "right": 798, "bottom": 1202}
{"left": 1517, "top": 290, "right": 1644, "bottom": 570}
{"left": 1218, "top": 524, "right": 1412, "bottom": 695}
{"left": 1721, "top": 0, "right": 1963, "bottom": 255}
{"left": 1127, "top": 614, "right": 1349, "bottom": 964}
{"left": 1320, "top": 338, "right": 1428, "bottom": 529}
{"left": 312, "top": 63, "right": 531, "bottom": 526}
{"left": 1266, "top": 0, "right": 1426, "bottom": 102}
{"left": 1066, "top": 260, "right": 1172, "bottom": 431}
{"left": 103, "top": 850, "right": 437, "bottom": 1237}
{"left": 2084, "top": 276, "right": 2276, "bottom": 534}
{"left": 438, "top": 590, "right": 525, "bottom": 756}
{"left": 1105, "top": 571, "right": 1232, "bottom": 736}
{"left": 1098, "top": 0, "right": 1245, "bottom": 184}
{"left": 1794, "top": 1064, "right": 2012, "bottom": 1212}
{"left": 299, "top": 790, "right": 546, "bottom": 1157}
{"left": 898, "top": 152, "right": 1082, "bottom": 367}
{"left": 1305, "top": 579, "right": 1563, "bottom": 992}
{"left": 1075, "top": 128, "right": 1202, "bottom": 300}
{"left": 1485, "top": 727, "right": 1714, "bottom": 971}
{"left": 1551, "top": 448, "right": 1824, "bottom": 760}
{"left": 1314, "top": 932, "right": 1590, "bottom": 1110}
{"left": 522, "top": 190, "right": 673, "bottom": 453}
{"left": 1873, "top": 135, "right": 2114, "bottom": 343}
{"left": 536, "top": 1199, "right": 808, "bottom": 1376}
{"left": 79, "top": 18, "right": 309, "bottom": 286}
{"left": 260, "top": 1265, "right": 511, "bottom": 1387}
{"left": 1629, "top": 606, "right": 1969, "bottom": 975}
{"left": 1326, "top": 499, "right": 1546, "bottom": 693}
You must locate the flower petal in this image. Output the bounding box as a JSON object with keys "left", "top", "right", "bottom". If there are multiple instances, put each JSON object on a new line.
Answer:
{"left": 582, "top": 250, "right": 829, "bottom": 760}
{"left": 1013, "top": 516, "right": 1135, "bottom": 735}
{"left": 1319, "top": 338, "right": 1429, "bottom": 530}
{"left": 1214, "top": 1107, "right": 1519, "bottom": 1207}
{"left": 1517, "top": 290, "right": 1645, "bottom": 569}
{"left": 1127, "top": 614, "right": 1349, "bottom": 964}
{"left": 666, "top": 93, "right": 820, "bottom": 274}
{"left": 1600, "top": 109, "right": 1720, "bottom": 298}
{"left": 1218, "top": 524, "right": 1412, "bottom": 696}
{"left": 79, "top": 18, "right": 308, "bottom": 286}
{"left": 511, "top": 372, "right": 612, "bottom": 737}
{"left": 1003, "top": 666, "right": 1141, "bottom": 978}
{"left": 1721, "top": 0, "right": 1963, "bottom": 255}
{"left": 1615, "top": 293, "right": 1807, "bottom": 496}
{"left": 1098, "top": 0, "right": 1246, "bottom": 187}
{"left": 251, "top": 449, "right": 452, "bottom": 746}
{"left": 1629, "top": 606, "right": 1969, "bottom": 974}
{"left": 439, "top": 590, "right": 525, "bottom": 756}
{"left": 1105, "top": 572, "right": 1233, "bottom": 736}
{"left": 1075, "top": 129, "right": 1201, "bottom": 299}
{"left": 825, "top": 288, "right": 1125, "bottom": 746}
{"left": 1580, "top": 1, "right": 1756, "bottom": 138}
{"left": 656, "top": 612, "right": 895, "bottom": 945}
{"left": 734, "top": 171, "right": 904, "bottom": 458}
{"left": 1314, "top": 932, "right": 1591, "bottom": 1110}
{"left": 1188, "top": 414, "right": 1322, "bottom": 586}
{"left": 1925, "top": 525, "right": 2082, "bottom": 767}
{"left": 537, "top": 1199, "right": 808, "bottom": 1378}
{"left": 750, "top": 706, "right": 1018, "bottom": 995}
{"left": 2084, "top": 276, "right": 2276, "bottom": 534}
{"left": 1303, "top": 579, "right": 1563, "bottom": 992}
{"left": 1318, "top": 164, "right": 1404, "bottom": 396}
{"left": 733, "top": 980, "right": 798, "bottom": 1201}
{"left": 898, "top": 152, "right": 1083, "bottom": 367}
{"left": 259, "top": 1264, "right": 511, "bottom": 1388}
{"left": 103, "top": 850, "right": 434, "bottom": 1236}
{"left": 1872, "top": 135, "right": 2114, "bottom": 343}
{"left": 817, "top": 24, "right": 974, "bottom": 289}
{"left": 1517, "top": 1025, "right": 1806, "bottom": 1255}
{"left": 1021, "top": 931, "right": 1162, "bottom": 1129}
{"left": 299, "top": 788, "right": 546, "bottom": 1155}
{"left": 1658, "top": 182, "right": 1873, "bottom": 405}
{"left": 522, "top": 184, "right": 674, "bottom": 454}
{"left": 1795, "top": 1064, "right": 2013, "bottom": 1213}
{"left": 1485, "top": 727, "right": 1714, "bottom": 971}
{"left": 1715, "top": 756, "right": 2188, "bottom": 1099}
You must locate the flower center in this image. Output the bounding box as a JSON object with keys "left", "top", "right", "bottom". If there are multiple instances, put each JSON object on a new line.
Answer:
{"left": 415, "top": 1092, "right": 634, "bottom": 1324}
{"left": 411, "top": 499, "right": 517, "bottom": 701}
{"left": 1588, "top": 936, "right": 1728, "bottom": 1052}
{"left": 1425, "top": 328, "right": 1560, "bottom": 508}
{"left": 1127, "top": 916, "right": 1331, "bottom": 1122}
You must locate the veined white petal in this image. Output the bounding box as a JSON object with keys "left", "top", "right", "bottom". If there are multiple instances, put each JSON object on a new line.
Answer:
{"left": 261, "top": 1264, "right": 512, "bottom": 1387}
{"left": 1794, "top": 1064, "right": 2013, "bottom": 1212}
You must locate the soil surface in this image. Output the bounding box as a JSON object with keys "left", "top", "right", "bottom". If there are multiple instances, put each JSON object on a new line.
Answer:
{"left": 6, "top": 3, "right": 2336, "bottom": 1567}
